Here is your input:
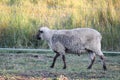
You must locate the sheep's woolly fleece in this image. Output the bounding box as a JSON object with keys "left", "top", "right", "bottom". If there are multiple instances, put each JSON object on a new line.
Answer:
{"left": 38, "top": 27, "right": 102, "bottom": 55}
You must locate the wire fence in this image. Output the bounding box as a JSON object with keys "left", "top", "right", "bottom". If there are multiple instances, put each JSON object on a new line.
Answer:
{"left": 0, "top": 48, "right": 120, "bottom": 55}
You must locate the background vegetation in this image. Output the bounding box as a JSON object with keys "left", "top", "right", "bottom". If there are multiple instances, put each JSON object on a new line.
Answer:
{"left": 0, "top": 0, "right": 120, "bottom": 51}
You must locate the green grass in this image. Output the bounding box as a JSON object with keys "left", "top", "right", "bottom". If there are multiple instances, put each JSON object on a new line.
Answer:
{"left": 0, "top": 52, "right": 119, "bottom": 80}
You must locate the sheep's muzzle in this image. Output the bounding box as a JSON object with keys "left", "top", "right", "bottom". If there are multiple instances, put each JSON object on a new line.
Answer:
{"left": 36, "top": 34, "right": 41, "bottom": 40}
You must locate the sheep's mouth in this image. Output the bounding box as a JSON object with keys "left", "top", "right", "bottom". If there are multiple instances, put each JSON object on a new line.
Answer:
{"left": 36, "top": 35, "right": 41, "bottom": 40}
{"left": 37, "top": 37, "right": 41, "bottom": 40}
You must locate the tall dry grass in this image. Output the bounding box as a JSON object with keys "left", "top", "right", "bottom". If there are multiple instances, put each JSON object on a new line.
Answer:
{"left": 0, "top": 0, "right": 120, "bottom": 51}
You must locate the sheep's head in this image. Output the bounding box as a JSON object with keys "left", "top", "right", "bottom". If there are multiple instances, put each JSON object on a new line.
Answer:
{"left": 36, "top": 27, "right": 50, "bottom": 40}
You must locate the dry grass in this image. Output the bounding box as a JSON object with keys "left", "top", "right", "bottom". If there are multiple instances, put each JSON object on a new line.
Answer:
{"left": 0, "top": 0, "right": 120, "bottom": 50}
{"left": 0, "top": 75, "right": 69, "bottom": 80}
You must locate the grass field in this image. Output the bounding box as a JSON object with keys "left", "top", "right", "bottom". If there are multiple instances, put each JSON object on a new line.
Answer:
{"left": 0, "top": 52, "right": 119, "bottom": 80}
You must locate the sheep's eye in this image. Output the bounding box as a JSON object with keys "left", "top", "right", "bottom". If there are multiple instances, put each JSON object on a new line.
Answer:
{"left": 39, "top": 30, "right": 43, "bottom": 33}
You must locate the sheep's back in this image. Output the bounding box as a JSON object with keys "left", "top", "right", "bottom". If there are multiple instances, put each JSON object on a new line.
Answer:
{"left": 51, "top": 28, "right": 101, "bottom": 53}
{"left": 52, "top": 28, "right": 101, "bottom": 43}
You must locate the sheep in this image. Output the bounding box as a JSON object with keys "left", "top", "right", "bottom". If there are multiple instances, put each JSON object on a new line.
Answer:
{"left": 36, "top": 27, "right": 107, "bottom": 70}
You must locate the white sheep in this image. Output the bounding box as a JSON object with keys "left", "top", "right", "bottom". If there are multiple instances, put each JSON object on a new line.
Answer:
{"left": 36, "top": 27, "right": 107, "bottom": 70}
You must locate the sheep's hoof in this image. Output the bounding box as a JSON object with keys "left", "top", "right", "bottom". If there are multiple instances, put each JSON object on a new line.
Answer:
{"left": 50, "top": 65, "right": 54, "bottom": 68}
{"left": 103, "top": 65, "right": 107, "bottom": 71}
{"left": 63, "top": 66, "right": 66, "bottom": 69}
{"left": 87, "top": 66, "right": 92, "bottom": 69}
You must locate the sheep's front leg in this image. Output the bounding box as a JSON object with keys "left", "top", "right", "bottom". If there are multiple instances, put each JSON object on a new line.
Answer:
{"left": 62, "top": 55, "right": 66, "bottom": 69}
{"left": 50, "top": 53, "right": 60, "bottom": 68}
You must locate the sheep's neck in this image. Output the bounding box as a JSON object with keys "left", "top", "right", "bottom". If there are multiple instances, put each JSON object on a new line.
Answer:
{"left": 45, "top": 30, "right": 54, "bottom": 43}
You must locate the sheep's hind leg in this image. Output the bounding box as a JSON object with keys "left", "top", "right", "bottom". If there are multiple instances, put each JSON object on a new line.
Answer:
{"left": 99, "top": 55, "right": 107, "bottom": 70}
{"left": 95, "top": 50, "right": 107, "bottom": 70}
{"left": 87, "top": 50, "right": 96, "bottom": 69}
{"left": 50, "top": 52, "right": 60, "bottom": 68}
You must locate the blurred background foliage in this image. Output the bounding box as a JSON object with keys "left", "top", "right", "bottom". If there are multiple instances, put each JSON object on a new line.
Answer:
{"left": 0, "top": 0, "right": 120, "bottom": 51}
